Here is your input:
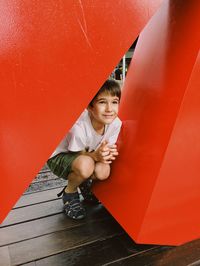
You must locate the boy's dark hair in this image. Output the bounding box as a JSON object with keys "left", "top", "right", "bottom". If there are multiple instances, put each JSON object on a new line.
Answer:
{"left": 89, "top": 79, "right": 121, "bottom": 107}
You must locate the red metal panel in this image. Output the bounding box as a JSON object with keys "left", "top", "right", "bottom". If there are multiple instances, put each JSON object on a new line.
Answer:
{"left": 0, "top": 1, "right": 162, "bottom": 223}
{"left": 139, "top": 52, "right": 200, "bottom": 244}
{"left": 95, "top": 0, "right": 200, "bottom": 245}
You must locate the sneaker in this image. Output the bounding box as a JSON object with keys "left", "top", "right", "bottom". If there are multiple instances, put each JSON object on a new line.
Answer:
{"left": 57, "top": 187, "right": 86, "bottom": 220}
{"left": 79, "top": 179, "right": 100, "bottom": 204}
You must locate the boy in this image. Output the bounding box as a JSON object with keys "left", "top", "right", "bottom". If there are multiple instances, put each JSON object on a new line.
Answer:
{"left": 47, "top": 79, "right": 122, "bottom": 220}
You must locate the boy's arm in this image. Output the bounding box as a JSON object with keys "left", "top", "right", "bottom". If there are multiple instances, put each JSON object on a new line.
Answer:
{"left": 80, "top": 141, "right": 115, "bottom": 164}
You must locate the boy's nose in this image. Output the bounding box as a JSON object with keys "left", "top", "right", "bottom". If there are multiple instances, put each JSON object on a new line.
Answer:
{"left": 106, "top": 103, "right": 112, "bottom": 111}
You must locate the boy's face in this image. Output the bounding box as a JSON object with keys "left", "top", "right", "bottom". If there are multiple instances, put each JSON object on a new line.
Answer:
{"left": 88, "top": 91, "right": 120, "bottom": 126}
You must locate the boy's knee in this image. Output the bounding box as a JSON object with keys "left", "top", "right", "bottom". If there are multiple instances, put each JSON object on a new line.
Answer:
{"left": 94, "top": 163, "right": 110, "bottom": 180}
{"left": 72, "top": 155, "right": 95, "bottom": 179}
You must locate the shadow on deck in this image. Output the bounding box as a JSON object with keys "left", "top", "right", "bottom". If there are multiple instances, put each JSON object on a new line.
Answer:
{"left": 0, "top": 167, "right": 200, "bottom": 266}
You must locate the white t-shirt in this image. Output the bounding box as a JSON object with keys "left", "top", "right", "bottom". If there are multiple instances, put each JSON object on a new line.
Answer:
{"left": 50, "top": 110, "right": 122, "bottom": 158}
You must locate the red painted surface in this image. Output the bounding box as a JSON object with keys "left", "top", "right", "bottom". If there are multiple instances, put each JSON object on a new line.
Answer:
{"left": 3, "top": 0, "right": 200, "bottom": 246}
{"left": 95, "top": 0, "right": 200, "bottom": 245}
{"left": 0, "top": 1, "right": 162, "bottom": 224}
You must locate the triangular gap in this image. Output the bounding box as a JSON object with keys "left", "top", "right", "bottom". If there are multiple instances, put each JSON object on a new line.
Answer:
{"left": 110, "top": 36, "right": 139, "bottom": 86}
{"left": 28, "top": 37, "right": 139, "bottom": 194}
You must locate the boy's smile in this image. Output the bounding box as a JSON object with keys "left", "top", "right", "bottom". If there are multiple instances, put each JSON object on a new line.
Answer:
{"left": 88, "top": 91, "right": 120, "bottom": 134}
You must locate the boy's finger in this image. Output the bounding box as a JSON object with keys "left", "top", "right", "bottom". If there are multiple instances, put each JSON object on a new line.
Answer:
{"left": 100, "top": 140, "right": 108, "bottom": 147}
{"left": 101, "top": 147, "right": 110, "bottom": 152}
{"left": 103, "top": 154, "right": 113, "bottom": 161}
{"left": 108, "top": 144, "right": 117, "bottom": 149}
{"left": 100, "top": 157, "right": 111, "bottom": 164}
{"left": 110, "top": 151, "right": 119, "bottom": 156}
{"left": 109, "top": 149, "right": 118, "bottom": 154}
{"left": 109, "top": 148, "right": 118, "bottom": 153}
{"left": 101, "top": 150, "right": 110, "bottom": 156}
{"left": 102, "top": 160, "right": 112, "bottom": 164}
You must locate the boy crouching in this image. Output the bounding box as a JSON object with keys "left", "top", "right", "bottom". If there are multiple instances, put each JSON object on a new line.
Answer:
{"left": 47, "top": 79, "right": 122, "bottom": 219}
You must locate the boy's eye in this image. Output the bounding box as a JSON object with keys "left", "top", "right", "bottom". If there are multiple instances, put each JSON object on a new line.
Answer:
{"left": 99, "top": 101, "right": 106, "bottom": 104}
{"left": 113, "top": 101, "right": 119, "bottom": 104}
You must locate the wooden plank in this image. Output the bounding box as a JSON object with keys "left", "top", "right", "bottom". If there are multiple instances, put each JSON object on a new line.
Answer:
{"left": 0, "top": 205, "right": 109, "bottom": 246}
{"left": 20, "top": 263, "right": 35, "bottom": 266}
{"left": 1, "top": 197, "right": 106, "bottom": 227}
{"left": 139, "top": 238, "right": 200, "bottom": 266}
{"left": 8, "top": 219, "right": 123, "bottom": 265}
{"left": 0, "top": 246, "right": 11, "bottom": 266}
{"left": 25, "top": 178, "right": 66, "bottom": 194}
{"left": 0, "top": 199, "right": 63, "bottom": 227}
{"left": 16, "top": 186, "right": 88, "bottom": 208}
{"left": 14, "top": 187, "right": 62, "bottom": 208}
{"left": 32, "top": 171, "right": 57, "bottom": 184}
{"left": 32, "top": 176, "right": 58, "bottom": 184}
{"left": 104, "top": 238, "right": 200, "bottom": 265}
{"left": 101, "top": 247, "right": 169, "bottom": 266}
{"left": 35, "top": 233, "right": 156, "bottom": 266}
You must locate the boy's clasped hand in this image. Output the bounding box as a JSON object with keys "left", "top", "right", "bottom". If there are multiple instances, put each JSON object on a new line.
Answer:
{"left": 94, "top": 140, "right": 119, "bottom": 164}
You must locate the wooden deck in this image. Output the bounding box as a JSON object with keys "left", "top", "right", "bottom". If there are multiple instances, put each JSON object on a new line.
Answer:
{"left": 1, "top": 167, "right": 200, "bottom": 266}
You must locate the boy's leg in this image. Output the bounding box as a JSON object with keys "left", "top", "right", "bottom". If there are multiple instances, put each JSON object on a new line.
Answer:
{"left": 93, "top": 162, "right": 110, "bottom": 180}
{"left": 48, "top": 153, "right": 95, "bottom": 219}
{"left": 65, "top": 155, "right": 95, "bottom": 193}
{"left": 79, "top": 162, "right": 110, "bottom": 204}
{"left": 62, "top": 155, "right": 95, "bottom": 218}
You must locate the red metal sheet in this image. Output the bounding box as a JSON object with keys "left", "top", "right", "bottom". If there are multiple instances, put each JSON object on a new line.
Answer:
{"left": 94, "top": 0, "right": 200, "bottom": 245}
{"left": 0, "top": 1, "right": 162, "bottom": 223}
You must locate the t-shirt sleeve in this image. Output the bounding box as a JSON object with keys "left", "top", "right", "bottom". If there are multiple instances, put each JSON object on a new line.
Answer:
{"left": 66, "top": 124, "right": 87, "bottom": 152}
{"left": 107, "top": 119, "right": 122, "bottom": 145}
